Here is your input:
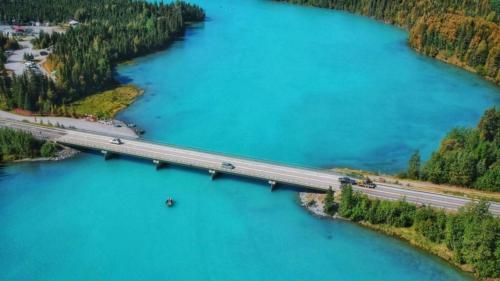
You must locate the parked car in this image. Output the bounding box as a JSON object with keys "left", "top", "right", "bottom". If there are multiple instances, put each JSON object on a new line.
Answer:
{"left": 221, "top": 162, "right": 235, "bottom": 170}
{"left": 110, "top": 138, "right": 123, "bottom": 145}
{"left": 40, "top": 51, "right": 48, "bottom": 56}
{"left": 24, "top": 61, "right": 36, "bottom": 67}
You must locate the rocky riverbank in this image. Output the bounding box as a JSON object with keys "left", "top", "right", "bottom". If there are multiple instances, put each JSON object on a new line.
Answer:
{"left": 299, "top": 192, "right": 344, "bottom": 219}
{"left": 299, "top": 192, "right": 327, "bottom": 217}
{"left": 12, "top": 144, "right": 79, "bottom": 164}
{"left": 52, "top": 145, "right": 80, "bottom": 161}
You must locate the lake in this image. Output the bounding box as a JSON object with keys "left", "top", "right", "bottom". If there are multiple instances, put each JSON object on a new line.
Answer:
{"left": 1, "top": 0, "right": 499, "bottom": 280}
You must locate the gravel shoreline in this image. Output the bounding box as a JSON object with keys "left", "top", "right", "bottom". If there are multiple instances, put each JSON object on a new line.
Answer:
{"left": 299, "top": 192, "right": 328, "bottom": 217}
{"left": 299, "top": 192, "right": 346, "bottom": 220}
{"left": 12, "top": 145, "right": 80, "bottom": 163}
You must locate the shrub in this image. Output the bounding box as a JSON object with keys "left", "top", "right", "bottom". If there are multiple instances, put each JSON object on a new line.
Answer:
{"left": 40, "top": 141, "right": 57, "bottom": 157}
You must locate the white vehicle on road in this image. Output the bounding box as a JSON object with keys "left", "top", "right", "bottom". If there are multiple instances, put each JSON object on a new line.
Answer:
{"left": 110, "top": 138, "right": 123, "bottom": 145}
{"left": 24, "top": 61, "right": 36, "bottom": 68}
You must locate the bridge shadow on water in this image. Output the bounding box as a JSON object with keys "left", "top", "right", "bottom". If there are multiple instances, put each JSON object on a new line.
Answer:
{"left": 210, "top": 173, "right": 321, "bottom": 194}
{"left": 77, "top": 148, "right": 324, "bottom": 194}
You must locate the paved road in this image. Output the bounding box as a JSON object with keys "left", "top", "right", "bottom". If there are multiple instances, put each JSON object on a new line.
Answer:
{"left": 2, "top": 118, "right": 499, "bottom": 216}
{"left": 0, "top": 110, "right": 138, "bottom": 138}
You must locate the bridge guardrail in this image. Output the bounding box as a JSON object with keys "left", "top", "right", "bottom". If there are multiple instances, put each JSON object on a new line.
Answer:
{"left": 60, "top": 136, "right": 339, "bottom": 189}
{"left": 35, "top": 121, "right": 342, "bottom": 175}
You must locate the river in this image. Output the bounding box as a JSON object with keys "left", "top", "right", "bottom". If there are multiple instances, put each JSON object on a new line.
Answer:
{"left": 1, "top": 0, "right": 499, "bottom": 280}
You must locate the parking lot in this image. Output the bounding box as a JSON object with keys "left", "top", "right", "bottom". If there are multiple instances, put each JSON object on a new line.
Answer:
{"left": 1, "top": 25, "right": 64, "bottom": 76}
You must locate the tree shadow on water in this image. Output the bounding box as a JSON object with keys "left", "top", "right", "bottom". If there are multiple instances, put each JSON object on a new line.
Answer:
{"left": 115, "top": 73, "right": 134, "bottom": 84}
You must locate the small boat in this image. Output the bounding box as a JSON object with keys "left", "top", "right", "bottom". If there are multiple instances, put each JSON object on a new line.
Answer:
{"left": 165, "top": 197, "right": 174, "bottom": 207}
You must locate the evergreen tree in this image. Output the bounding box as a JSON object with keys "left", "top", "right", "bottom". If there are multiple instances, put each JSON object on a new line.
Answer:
{"left": 407, "top": 150, "right": 421, "bottom": 179}
{"left": 478, "top": 107, "right": 500, "bottom": 142}
{"left": 339, "top": 184, "right": 354, "bottom": 217}
{"left": 336, "top": 188, "right": 500, "bottom": 278}
{"left": 0, "top": 0, "right": 205, "bottom": 112}
{"left": 323, "top": 186, "right": 336, "bottom": 215}
{"left": 0, "top": 128, "right": 47, "bottom": 161}
{"left": 416, "top": 107, "right": 500, "bottom": 191}
{"left": 40, "top": 141, "right": 57, "bottom": 157}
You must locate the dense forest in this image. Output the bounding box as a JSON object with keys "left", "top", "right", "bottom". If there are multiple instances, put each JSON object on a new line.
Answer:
{"left": 0, "top": 0, "right": 205, "bottom": 113}
{"left": 338, "top": 184, "right": 500, "bottom": 278}
{"left": 0, "top": 34, "right": 19, "bottom": 51}
{"left": 0, "top": 34, "right": 19, "bottom": 74}
{"left": 0, "top": 128, "right": 56, "bottom": 162}
{"left": 404, "top": 107, "right": 500, "bottom": 191}
{"left": 31, "top": 31, "right": 61, "bottom": 50}
{"left": 276, "top": 0, "right": 500, "bottom": 84}
{"left": 1, "top": 0, "right": 109, "bottom": 24}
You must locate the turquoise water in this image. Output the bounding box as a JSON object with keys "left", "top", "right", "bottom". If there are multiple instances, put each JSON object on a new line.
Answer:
{"left": 118, "top": 0, "right": 499, "bottom": 172}
{"left": 1, "top": 0, "right": 499, "bottom": 280}
{"left": 0, "top": 158, "right": 472, "bottom": 280}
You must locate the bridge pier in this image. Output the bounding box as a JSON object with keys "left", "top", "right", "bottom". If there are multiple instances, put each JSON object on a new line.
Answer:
{"left": 269, "top": 180, "right": 277, "bottom": 191}
{"left": 153, "top": 159, "right": 167, "bottom": 170}
{"left": 101, "top": 150, "right": 116, "bottom": 160}
{"left": 209, "top": 169, "right": 218, "bottom": 180}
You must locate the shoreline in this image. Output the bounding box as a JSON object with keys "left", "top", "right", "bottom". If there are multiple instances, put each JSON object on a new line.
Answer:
{"left": 69, "top": 84, "right": 144, "bottom": 120}
{"left": 11, "top": 144, "right": 79, "bottom": 163}
{"left": 275, "top": 1, "right": 500, "bottom": 87}
{"left": 0, "top": 19, "right": 201, "bottom": 140}
{"left": 297, "top": 192, "right": 485, "bottom": 280}
{"left": 2, "top": 144, "right": 80, "bottom": 165}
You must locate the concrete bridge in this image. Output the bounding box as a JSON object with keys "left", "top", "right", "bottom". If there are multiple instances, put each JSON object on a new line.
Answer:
{"left": 1, "top": 118, "right": 500, "bottom": 216}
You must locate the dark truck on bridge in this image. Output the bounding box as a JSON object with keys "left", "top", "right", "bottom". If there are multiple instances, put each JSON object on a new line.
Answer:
{"left": 338, "top": 177, "right": 376, "bottom": 188}
{"left": 221, "top": 162, "right": 235, "bottom": 170}
{"left": 110, "top": 138, "right": 123, "bottom": 145}
{"left": 339, "top": 177, "right": 356, "bottom": 185}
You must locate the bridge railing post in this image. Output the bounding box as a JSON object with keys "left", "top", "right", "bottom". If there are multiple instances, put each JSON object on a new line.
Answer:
{"left": 269, "top": 180, "right": 277, "bottom": 191}
{"left": 209, "top": 169, "right": 218, "bottom": 180}
{"left": 101, "top": 150, "right": 116, "bottom": 161}
{"left": 153, "top": 159, "right": 167, "bottom": 170}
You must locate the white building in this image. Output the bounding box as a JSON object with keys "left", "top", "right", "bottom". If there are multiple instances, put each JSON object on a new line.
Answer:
{"left": 69, "top": 20, "right": 80, "bottom": 27}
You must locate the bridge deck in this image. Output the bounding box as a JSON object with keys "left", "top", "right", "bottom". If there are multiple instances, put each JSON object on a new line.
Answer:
{"left": 1, "top": 118, "right": 499, "bottom": 216}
